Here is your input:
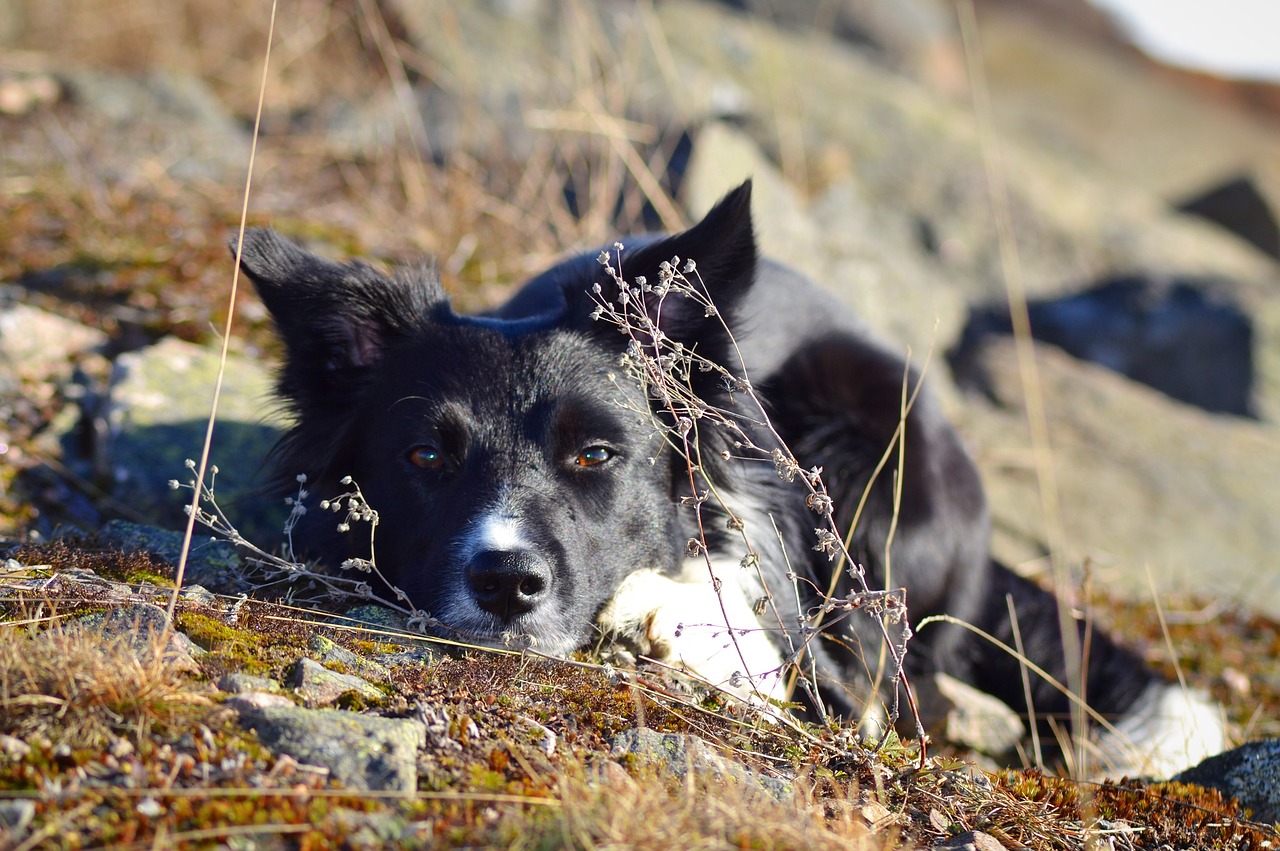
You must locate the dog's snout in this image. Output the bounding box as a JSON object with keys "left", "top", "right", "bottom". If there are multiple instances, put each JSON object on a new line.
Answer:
{"left": 466, "top": 550, "right": 551, "bottom": 620}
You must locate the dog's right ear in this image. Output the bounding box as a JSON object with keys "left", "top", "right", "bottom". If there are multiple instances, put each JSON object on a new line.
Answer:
{"left": 234, "top": 229, "right": 445, "bottom": 408}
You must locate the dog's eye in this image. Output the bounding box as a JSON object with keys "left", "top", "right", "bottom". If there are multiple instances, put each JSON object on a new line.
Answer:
{"left": 575, "top": 446, "right": 613, "bottom": 467}
{"left": 408, "top": 445, "right": 445, "bottom": 470}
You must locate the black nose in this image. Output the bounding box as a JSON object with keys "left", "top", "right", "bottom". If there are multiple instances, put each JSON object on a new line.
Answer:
{"left": 466, "top": 550, "right": 552, "bottom": 620}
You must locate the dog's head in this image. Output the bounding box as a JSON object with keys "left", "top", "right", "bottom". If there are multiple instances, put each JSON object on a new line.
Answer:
{"left": 238, "top": 182, "right": 757, "bottom": 653}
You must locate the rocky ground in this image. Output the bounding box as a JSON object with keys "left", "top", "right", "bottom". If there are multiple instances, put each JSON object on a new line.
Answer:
{"left": 3, "top": 0, "right": 1280, "bottom": 847}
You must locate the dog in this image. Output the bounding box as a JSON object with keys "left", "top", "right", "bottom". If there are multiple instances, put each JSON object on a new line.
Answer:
{"left": 238, "top": 181, "right": 1223, "bottom": 777}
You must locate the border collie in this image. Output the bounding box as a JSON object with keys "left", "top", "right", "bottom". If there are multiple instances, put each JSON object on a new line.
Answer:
{"left": 238, "top": 181, "right": 1223, "bottom": 777}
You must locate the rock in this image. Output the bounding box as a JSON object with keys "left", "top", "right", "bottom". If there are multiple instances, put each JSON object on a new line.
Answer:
{"left": 1177, "top": 172, "right": 1280, "bottom": 260}
{"left": 97, "top": 519, "right": 246, "bottom": 596}
{"left": 58, "top": 70, "right": 249, "bottom": 182}
{"left": 308, "top": 635, "right": 391, "bottom": 683}
{"left": 682, "top": 121, "right": 824, "bottom": 277}
{"left": 235, "top": 705, "right": 424, "bottom": 793}
{"left": 98, "top": 337, "right": 287, "bottom": 543}
{"left": 933, "top": 831, "right": 1006, "bottom": 851}
{"left": 950, "top": 336, "right": 1280, "bottom": 614}
{"left": 0, "top": 301, "right": 105, "bottom": 389}
{"left": 610, "top": 727, "right": 791, "bottom": 800}
{"left": 0, "top": 799, "right": 35, "bottom": 836}
{"left": 217, "top": 673, "right": 284, "bottom": 695}
{"left": 1174, "top": 738, "right": 1280, "bottom": 824}
{"left": 0, "top": 733, "right": 32, "bottom": 761}
{"left": 73, "top": 603, "right": 205, "bottom": 672}
{"left": 341, "top": 604, "right": 411, "bottom": 632}
{"left": 954, "top": 274, "right": 1256, "bottom": 417}
{"left": 915, "top": 673, "right": 1025, "bottom": 757}
{"left": 224, "top": 691, "right": 295, "bottom": 712}
{"left": 288, "top": 657, "right": 385, "bottom": 707}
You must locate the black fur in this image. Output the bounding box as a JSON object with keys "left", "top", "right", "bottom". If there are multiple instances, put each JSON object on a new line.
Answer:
{"left": 240, "top": 181, "right": 1161, "bottom": 735}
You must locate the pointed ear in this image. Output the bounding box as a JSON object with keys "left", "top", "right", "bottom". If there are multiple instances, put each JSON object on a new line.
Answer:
{"left": 616, "top": 180, "right": 758, "bottom": 342}
{"left": 234, "top": 228, "right": 445, "bottom": 409}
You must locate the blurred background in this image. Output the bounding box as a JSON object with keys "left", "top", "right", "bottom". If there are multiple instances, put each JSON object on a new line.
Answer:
{"left": 2, "top": 1, "right": 1280, "bottom": 723}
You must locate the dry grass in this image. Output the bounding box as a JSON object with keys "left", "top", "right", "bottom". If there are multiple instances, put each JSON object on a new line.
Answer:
{"left": 0, "top": 616, "right": 209, "bottom": 748}
{"left": 541, "top": 764, "right": 881, "bottom": 851}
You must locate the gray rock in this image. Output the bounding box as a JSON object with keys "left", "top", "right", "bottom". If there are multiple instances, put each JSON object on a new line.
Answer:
{"left": 224, "top": 691, "right": 295, "bottom": 712}
{"left": 289, "top": 657, "right": 385, "bottom": 706}
{"left": 1174, "top": 738, "right": 1280, "bottom": 824}
{"left": 308, "top": 634, "right": 391, "bottom": 683}
{"left": 73, "top": 603, "right": 205, "bottom": 672}
{"left": 951, "top": 336, "right": 1280, "bottom": 615}
{"left": 235, "top": 705, "right": 424, "bottom": 792}
{"left": 0, "top": 733, "right": 31, "bottom": 761}
{"left": 610, "top": 727, "right": 791, "bottom": 800}
{"left": 0, "top": 799, "right": 35, "bottom": 836}
{"left": 59, "top": 70, "right": 249, "bottom": 182}
{"left": 217, "top": 673, "right": 284, "bottom": 695}
{"left": 916, "top": 673, "right": 1025, "bottom": 757}
{"left": 99, "top": 337, "right": 288, "bottom": 543}
{"left": 97, "top": 519, "right": 246, "bottom": 596}
{"left": 954, "top": 274, "right": 1256, "bottom": 417}
{"left": 933, "top": 830, "right": 1006, "bottom": 851}
{"left": 0, "top": 301, "right": 106, "bottom": 389}
{"left": 1177, "top": 172, "right": 1280, "bottom": 260}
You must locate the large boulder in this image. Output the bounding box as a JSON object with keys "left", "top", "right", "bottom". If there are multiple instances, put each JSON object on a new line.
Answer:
{"left": 951, "top": 335, "right": 1280, "bottom": 614}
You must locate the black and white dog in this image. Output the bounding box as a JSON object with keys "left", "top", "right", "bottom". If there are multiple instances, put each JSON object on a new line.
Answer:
{"left": 238, "top": 181, "right": 1222, "bottom": 776}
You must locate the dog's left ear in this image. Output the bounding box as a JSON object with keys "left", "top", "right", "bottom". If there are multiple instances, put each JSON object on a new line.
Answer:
{"left": 609, "top": 180, "right": 758, "bottom": 348}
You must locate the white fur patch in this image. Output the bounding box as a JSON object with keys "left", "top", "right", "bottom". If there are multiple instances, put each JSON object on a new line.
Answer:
{"left": 597, "top": 560, "right": 790, "bottom": 708}
{"left": 1093, "top": 681, "right": 1226, "bottom": 779}
{"left": 476, "top": 515, "right": 527, "bottom": 552}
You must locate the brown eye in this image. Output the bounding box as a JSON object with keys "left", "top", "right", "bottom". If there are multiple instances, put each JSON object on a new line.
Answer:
{"left": 408, "top": 445, "right": 445, "bottom": 470}
{"left": 575, "top": 446, "right": 613, "bottom": 467}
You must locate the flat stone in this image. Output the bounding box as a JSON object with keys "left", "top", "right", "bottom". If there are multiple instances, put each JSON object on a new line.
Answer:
{"left": 0, "top": 301, "right": 106, "bottom": 388}
{"left": 610, "top": 727, "right": 791, "bottom": 801}
{"left": 309, "top": 634, "right": 391, "bottom": 683}
{"left": 100, "top": 337, "right": 287, "bottom": 542}
{"left": 235, "top": 705, "right": 424, "bottom": 793}
{"left": 916, "top": 673, "right": 1025, "bottom": 757}
{"left": 217, "top": 673, "right": 284, "bottom": 695}
{"left": 289, "top": 657, "right": 384, "bottom": 706}
{"left": 933, "top": 831, "right": 1006, "bottom": 851}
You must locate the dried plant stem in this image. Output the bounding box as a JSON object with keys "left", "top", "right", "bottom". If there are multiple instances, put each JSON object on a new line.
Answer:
{"left": 167, "top": 0, "right": 279, "bottom": 628}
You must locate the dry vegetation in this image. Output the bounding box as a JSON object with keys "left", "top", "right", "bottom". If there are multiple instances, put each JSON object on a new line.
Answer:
{"left": 2, "top": 0, "right": 1280, "bottom": 848}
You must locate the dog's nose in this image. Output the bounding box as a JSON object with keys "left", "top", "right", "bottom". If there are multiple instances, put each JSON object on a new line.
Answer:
{"left": 466, "top": 550, "right": 551, "bottom": 620}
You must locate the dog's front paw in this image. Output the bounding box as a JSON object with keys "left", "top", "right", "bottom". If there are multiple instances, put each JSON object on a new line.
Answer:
{"left": 596, "top": 569, "right": 685, "bottom": 660}
{"left": 597, "top": 567, "right": 789, "bottom": 705}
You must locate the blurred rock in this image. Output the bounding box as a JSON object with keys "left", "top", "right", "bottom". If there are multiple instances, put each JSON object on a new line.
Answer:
{"left": 954, "top": 274, "right": 1256, "bottom": 416}
{"left": 951, "top": 336, "right": 1280, "bottom": 613}
{"left": 1177, "top": 172, "right": 1280, "bottom": 260}
{"left": 915, "top": 672, "right": 1025, "bottom": 757}
{"left": 0, "top": 300, "right": 105, "bottom": 389}
{"left": 59, "top": 70, "right": 249, "bottom": 182}
{"left": 98, "top": 337, "right": 287, "bottom": 543}
{"left": 1175, "top": 738, "right": 1280, "bottom": 824}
